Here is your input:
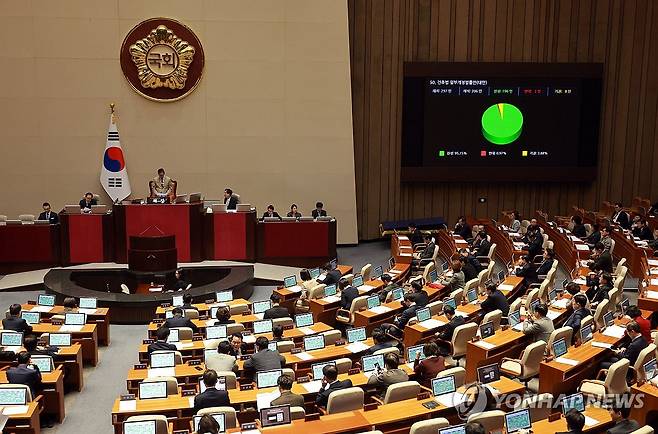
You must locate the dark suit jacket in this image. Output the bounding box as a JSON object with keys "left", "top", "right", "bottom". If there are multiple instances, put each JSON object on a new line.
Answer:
{"left": 286, "top": 212, "right": 302, "bottom": 218}
{"left": 394, "top": 305, "right": 419, "bottom": 329}
{"left": 413, "top": 290, "right": 429, "bottom": 307}
{"left": 409, "top": 229, "right": 424, "bottom": 246}
{"left": 632, "top": 226, "right": 654, "bottom": 241}
{"left": 474, "top": 239, "right": 492, "bottom": 258}
{"left": 315, "top": 379, "right": 353, "bottom": 407}
{"left": 262, "top": 211, "right": 281, "bottom": 219}
{"left": 224, "top": 195, "right": 238, "bottom": 210}
{"left": 613, "top": 211, "right": 630, "bottom": 229}
{"left": 164, "top": 316, "right": 199, "bottom": 333}
{"left": 147, "top": 340, "right": 178, "bottom": 354}
{"left": 606, "top": 419, "right": 640, "bottom": 434}
{"left": 312, "top": 209, "right": 327, "bottom": 218}
{"left": 620, "top": 336, "right": 648, "bottom": 365}
{"left": 193, "top": 387, "right": 230, "bottom": 413}
{"left": 437, "top": 316, "right": 466, "bottom": 342}
{"left": 481, "top": 290, "right": 510, "bottom": 316}
{"left": 340, "top": 286, "right": 359, "bottom": 310}
{"left": 455, "top": 223, "right": 472, "bottom": 240}
{"left": 263, "top": 306, "right": 290, "bottom": 320}
{"left": 586, "top": 231, "right": 601, "bottom": 246}
{"left": 587, "top": 284, "right": 611, "bottom": 305}
{"left": 243, "top": 349, "right": 286, "bottom": 379}
{"left": 2, "top": 317, "right": 33, "bottom": 334}
{"left": 527, "top": 236, "right": 544, "bottom": 260}
{"left": 564, "top": 308, "right": 590, "bottom": 334}
{"left": 515, "top": 263, "right": 537, "bottom": 285}
{"left": 365, "top": 342, "right": 393, "bottom": 356}
{"left": 172, "top": 279, "right": 189, "bottom": 291}
{"left": 322, "top": 270, "right": 342, "bottom": 286}
{"left": 79, "top": 199, "right": 97, "bottom": 209}
{"left": 38, "top": 211, "right": 59, "bottom": 224}
{"left": 536, "top": 259, "right": 554, "bottom": 276}
{"left": 572, "top": 224, "right": 587, "bottom": 238}
{"left": 592, "top": 252, "right": 613, "bottom": 273}
{"left": 7, "top": 365, "right": 42, "bottom": 396}
{"left": 420, "top": 242, "right": 436, "bottom": 259}
{"left": 228, "top": 342, "right": 248, "bottom": 358}
{"left": 462, "top": 261, "right": 478, "bottom": 282}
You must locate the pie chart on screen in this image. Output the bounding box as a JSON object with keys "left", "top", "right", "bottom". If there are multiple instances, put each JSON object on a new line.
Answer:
{"left": 481, "top": 103, "right": 523, "bottom": 145}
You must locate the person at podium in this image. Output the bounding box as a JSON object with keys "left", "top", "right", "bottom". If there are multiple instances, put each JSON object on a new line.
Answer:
{"left": 167, "top": 269, "right": 189, "bottom": 292}
{"left": 223, "top": 188, "right": 238, "bottom": 210}
{"left": 38, "top": 202, "right": 59, "bottom": 224}
{"left": 286, "top": 204, "right": 302, "bottom": 218}
{"left": 312, "top": 202, "right": 327, "bottom": 218}
{"left": 79, "top": 192, "right": 97, "bottom": 212}
{"left": 262, "top": 205, "right": 281, "bottom": 220}
{"left": 151, "top": 168, "right": 175, "bottom": 201}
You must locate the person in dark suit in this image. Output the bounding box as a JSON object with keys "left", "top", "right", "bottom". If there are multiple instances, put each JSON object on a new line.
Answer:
{"left": 589, "top": 243, "right": 613, "bottom": 273}
{"left": 164, "top": 307, "right": 199, "bottom": 333}
{"left": 223, "top": 188, "right": 238, "bottom": 210}
{"left": 315, "top": 364, "right": 353, "bottom": 408}
{"left": 7, "top": 351, "right": 42, "bottom": 397}
{"left": 556, "top": 409, "right": 586, "bottom": 434}
{"left": 631, "top": 218, "right": 654, "bottom": 241}
{"left": 564, "top": 294, "right": 589, "bottom": 337}
{"left": 407, "top": 223, "right": 424, "bottom": 247}
{"left": 148, "top": 327, "right": 178, "bottom": 354}
{"left": 585, "top": 223, "right": 602, "bottom": 248}
{"left": 243, "top": 337, "right": 286, "bottom": 380}
{"left": 170, "top": 269, "right": 189, "bottom": 292}
{"left": 23, "top": 335, "right": 57, "bottom": 357}
{"left": 79, "top": 192, "right": 97, "bottom": 211}
{"left": 181, "top": 293, "right": 198, "bottom": 311}
{"left": 480, "top": 283, "right": 509, "bottom": 316}
{"left": 311, "top": 202, "right": 327, "bottom": 219}
{"left": 410, "top": 281, "right": 429, "bottom": 307}
{"left": 612, "top": 203, "right": 630, "bottom": 229}
{"left": 460, "top": 248, "right": 483, "bottom": 272}
{"left": 228, "top": 333, "right": 248, "bottom": 358}
{"left": 473, "top": 231, "right": 492, "bottom": 258}
{"left": 586, "top": 272, "right": 612, "bottom": 307}
{"left": 193, "top": 370, "right": 230, "bottom": 413}
{"left": 414, "top": 234, "right": 436, "bottom": 261}
{"left": 2, "top": 304, "right": 32, "bottom": 334}
{"left": 601, "top": 321, "right": 648, "bottom": 369}
{"left": 525, "top": 230, "right": 544, "bottom": 260}
{"left": 38, "top": 202, "right": 59, "bottom": 224}
{"left": 366, "top": 353, "right": 409, "bottom": 398}
{"left": 262, "top": 204, "right": 281, "bottom": 220}
{"left": 339, "top": 278, "right": 359, "bottom": 310}
{"left": 435, "top": 305, "right": 465, "bottom": 344}
{"left": 377, "top": 274, "right": 400, "bottom": 302}
{"left": 320, "top": 265, "right": 342, "bottom": 286}
{"left": 392, "top": 293, "right": 419, "bottom": 330}
{"left": 454, "top": 216, "right": 472, "bottom": 241}
{"left": 535, "top": 249, "right": 555, "bottom": 277}
{"left": 271, "top": 325, "right": 285, "bottom": 342}
{"left": 365, "top": 328, "right": 393, "bottom": 355}
{"left": 515, "top": 255, "right": 538, "bottom": 288}
{"left": 271, "top": 374, "right": 304, "bottom": 407}
{"left": 286, "top": 204, "right": 302, "bottom": 218}
{"left": 571, "top": 215, "right": 587, "bottom": 238}
{"left": 263, "top": 293, "right": 290, "bottom": 319}
{"left": 606, "top": 395, "right": 640, "bottom": 434}
{"left": 459, "top": 253, "right": 478, "bottom": 282}
{"left": 465, "top": 422, "right": 486, "bottom": 434}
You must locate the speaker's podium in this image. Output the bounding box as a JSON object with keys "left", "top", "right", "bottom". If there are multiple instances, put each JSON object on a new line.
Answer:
{"left": 128, "top": 230, "right": 177, "bottom": 273}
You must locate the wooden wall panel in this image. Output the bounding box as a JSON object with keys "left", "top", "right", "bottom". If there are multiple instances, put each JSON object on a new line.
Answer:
{"left": 348, "top": 0, "right": 658, "bottom": 240}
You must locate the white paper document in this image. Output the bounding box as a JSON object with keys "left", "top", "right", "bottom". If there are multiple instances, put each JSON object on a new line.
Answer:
{"left": 295, "top": 352, "right": 314, "bottom": 361}
{"left": 455, "top": 311, "right": 469, "bottom": 318}
{"left": 59, "top": 325, "right": 83, "bottom": 332}
{"left": 243, "top": 335, "right": 256, "bottom": 344}
{"left": 346, "top": 342, "right": 370, "bottom": 353}
{"left": 555, "top": 357, "right": 579, "bottom": 366}
{"left": 648, "top": 259, "right": 658, "bottom": 266}
{"left": 298, "top": 327, "right": 315, "bottom": 335}
{"left": 646, "top": 290, "right": 658, "bottom": 299}
{"left": 286, "top": 285, "right": 303, "bottom": 293}
{"left": 78, "top": 308, "right": 97, "bottom": 315}
{"left": 1, "top": 405, "right": 29, "bottom": 415}
{"left": 513, "top": 323, "right": 524, "bottom": 331}
{"left": 498, "top": 284, "right": 514, "bottom": 292}
{"left": 551, "top": 299, "right": 570, "bottom": 309}
{"left": 418, "top": 319, "right": 445, "bottom": 330}
{"left": 397, "top": 235, "right": 409, "bottom": 241}
{"left": 584, "top": 416, "right": 599, "bottom": 427}
{"left": 369, "top": 306, "right": 393, "bottom": 314}
{"left": 30, "top": 306, "right": 52, "bottom": 313}
{"left": 301, "top": 380, "right": 323, "bottom": 393}
{"left": 322, "top": 295, "right": 340, "bottom": 303}
{"left": 147, "top": 367, "right": 175, "bottom": 378}
{"left": 573, "top": 278, "right": 587, "bottom": 285}
{"left": 175, "top": 342, "right": 193, "bottom": 350}
{"left": 474, "top": 341, "right": 496, "bottom": 350}
{"left": 256, "top": 391, "right": 280, "bottom": 411}
{"left": 435, "top": 392, "right": 468, "bottom": 408}
{"left": 547, "top": 310, "right": 562, "bottom": 320}
{"left": 602, "top": 325, "right": 626, "bottom": 339}
{"left": 118, "top": 400, "right": 137, "bottom": 412}
{"left": 253, "top": 313, "right": 264, "bottom": 320}
{"left": 576, "top": 244, "right": 590, "bottom": 251}
{"left": 590, "top": 341, "right": 613, "bottom": 349}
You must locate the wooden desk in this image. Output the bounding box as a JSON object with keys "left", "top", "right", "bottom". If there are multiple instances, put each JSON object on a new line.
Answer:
{"left": 638, "top": 281, "right": 658, "bottom": 312}
{"left": 630, "top": 382, "right": 658, "bottom": 425}
{"left": 154, "top": 299, "right": 251, "bottom": 318}
{"left": 0, "top": 367, "right": 65, "bottom": 424}
{"left": 0, "top": 401, "right": 41, "bottom": 434}
{"left": 21, "top": 304, "right": 110, "bottom": 346}
{"left": 111, "top": 393, "right": 195, "bottom": 434}
{"left": 31, "top": 323, "right": 98, "bottom": 366}
{"left": 126, "top": 363, "right": 207, "bottom": 395}
{"left": 531, "top": 406, "right": 613, "bottom": 433}
{"left": 53, "top": 343, "right": 84, "bottom": 393}
{"left": 465, "top": 328, "right": 527, "bottom": 383}
{"left": 274, "top": 265, "right": 353, "bottom": 312}
{"left": 403, "top": 304, "right": 481, "bottom": 349}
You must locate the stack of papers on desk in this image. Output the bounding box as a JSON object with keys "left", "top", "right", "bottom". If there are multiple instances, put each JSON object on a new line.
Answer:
{"left": 551, "top": 299, "right": 570, "bottom": 309}
{"left": 1, "top": 405, "right": 28, "bottom": 415}
{"left": 59, "top": 325, "right": 83, "bottom": 332}
{"left": 78, "top": 308, "right": 97, "bottom": 315}
{"left": 576, "top": 244, "right": 590, "bottom": 251}
{"left": 648, "top": 259, "right": 658, "bottom": 266}
{"left": 645, "top": 290, "right": 658, "bottom": 299}
{"left": 256, "top": 391, "right": 280, "bottom": 411}
{"left": 569, "top": 235, "right": 581, "bottom": 242}
{"left": 322, "top": 295, "right": 340, "bottom": 303}
{"left": 286, "top": 285, "right": 303, "bottom": 293}
{"left": 435, "top": 391, "right": 468, "bottom": 408}
{"left": 188, "top": 396, "right": 195, "bottom": 408}
{"left": 359, "top": 284, "right": 377, "bottom": 292}
{"left": 547, "top": 310, "right": 562, "bottom": 320}
{"left": 205, "top": 319, "right": 216, "bottom": 327}
{"left": 295, "top": 352, "right": 314, "bottom": 361}
{"left": 301, "top": 380, "right": 323, "bottom": 393}
{"left": 474, "top": 341, "right": 495, "bottom": 350}
{"left": 650, "top": 269, "right": 658, "bottom": 275}
{"left": 298, "top": 327, "right": 315, "bottom": 335}
{"left": 591, "top": 341, "right": 613, "bottom": 349}
{"left": 573, "top": 277, "right": 587, "bottom": 285}
{"left": 498, "top": 284, "right": 514, "bottom": 292}
{"left": 369, "top": 306, "right": 392, "bottom": 315}
{"left": 455, "top": 311, "right": 469, "bottom": 318}
{"left": 651, "top": 279, "right": 658, "bottom": 286}
{"left": 418, "top": 319, "right": 445, "bottom": 330}
{"left": 555, "top": 357, "right": 579, "bottom": 366}
{"left": 512, "top": 323, "right": 524, "bottom": 331}
{"left": 346, "top": 342, "right": 370, "bottom": 353}
{"left": 148, "top": 367, "right": 175, "bottom": 378}
{"left": 118, "top": 400, "right": 136, "bottom": 412}
{"left": 3, "top": 346, "right": 21, "bottom": 354}
{"left": 388, "top": 269, "right": 401, "bottom": 274}
{"left": 603, "top": 325, "right": 626, "bottom": 339}
{"left": 253, "top": 313, "right": 264, "bottom": 320}
{"left": 584, "top": 416, "right": 599, "bottom": 427}
{"left": 30, "top": 306, "right": 52, "bottom": 313}
{"left": 513, "top": 242, "right": 526, "bottom": 249}
{"left": 175, "top": 342, "right": 193, "bottom": 350}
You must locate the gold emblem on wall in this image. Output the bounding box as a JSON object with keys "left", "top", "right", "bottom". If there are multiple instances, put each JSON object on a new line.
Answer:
{"left": 120, "top": 18, "right": 205, "bottom": 102}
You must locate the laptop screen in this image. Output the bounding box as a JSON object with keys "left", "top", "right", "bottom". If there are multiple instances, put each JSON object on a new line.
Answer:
{"left": 31, "top": 355, "right": 53, "bottom": 373}
{"left": 372, "top": 265, "right": 383, "bottom": 279}
{"left": 552, "top": 338, "right": 568, "bottom": 358}
{"left": 150, "top": 352, "right": 175, "bottom": 368}
{"left": 620, "top": 298, "right": 630, "bottom": 313}
{"left": 79, "top": 297, "right": 97, "bottom": 309}
{"left": 38, "top": 294, "right": 56, "bottom": 307}
{"left": 388, "top": 257, "right": 395, "bottom": 269}
{"left": 21, "top": 311, "right": 40, "bottom": 325}
{"left": 0, "top": 387, "right": 27, "bottom": 405}
{"left": 257, "top": 369, "right": 282, "bottom": 389}
{"left": 548, "top": 289, "right": 557, "bottom": 301}
{"left": 438, "top": 425, "right": 465, "bottom": 434}
{"left": 497, "top": 270, "right": 506, "bottom": 283}
{"left": 431, "top": 375, "right": 456, "bottom": 396}
{"left": 216, "top": 291, "right": 233, "bottom": 302}
{"left": 193, "top": 414, "right": 226, "bottom": 433}
{"left": 329, "top": 259, "right": 337, "bottom": 270}
{"left": 429, "top": 269, "right": 438, "bottom": 282}
{"left": 643, "top": 358, "right": 657, "bottom": 381}
{"left": 477, "top": 363, "right": 500, "bottom": 384}
{"left": 172, "top": 296, "right": 184, "bottom": 307}
{"left": 206, "top": 325, "right": 227, "bottom": 340}
{"left": 49, "top": 333, "right": 72, "bottom": 347}
{"left": 124, "top": 420, "right": 156, "bottom": 434}
{"left": 352, "top": 275, "right": 364, "bottom": 287}
{"left": 416, "top": 307, "right": 431, "bottom": 323}
{"left": 253, "top": 301, "right": 272, "bottom": 314}
{"left": 324, "top": 284, "right": 337, "bottom": 297}
{"left": 138, "top": 381, "right": 168, "bottom": 399}
{"left": 367, "top": 295, "right": 380, "bottom": 309}
{"left": 260, "top": 405, "right": 292, "bottom": 428}
{"left": 312, "top": 361, "right": 336, "bottom": 381}
{"left": 406, "top": 345, "right": 426, "bottom": 363}
{"left": 295, "top": 313, "right": 314, "bottom": 328}
{"left": 580, "top": 324, "right": 593, "bottom": 343}
{"left": 253, "top": 320, "right": 273, "bottom": 334}
{"left": 530, "top": 299, "right": 540, "bottom": 313}
{"left": 480, "top": 321, "right": 495, "bottom": 339}
{"left": 309, "top": 268, "right": 321, "bottom": 279}
{"left": 361, "top": 354, "right": 385, "bottom": 373}
{"left": 1, "top": 332, "right": 23, "bottom": 347}
{"left": 64, "top": 313, "right": 86, "bottom": 326}
{"left": 391, "top": 287, "right": 404, "bottom": 301}
{"left": 562, "top": 393, "right": 585, "bottom": 414}
{"left": 166, "top": 328, "right": 180, "bottom": 343}
{"left": 508, "top": 310, "right": 521, "bottom": 327}
{"left": 303, "top": 335, "right": 325, "bottom": 352}
{"left": 283, "top": 275, "right": 297, "bottom": 288}
{"left": 444, "top": 298, "right": 457, "bottom": 310}
{"left": 603, "top": 311, "right": 614, "bottom": 327}
{"left": 467, "top": 288, "right": 478, "bottom": 303}
{"left": 347, "top": 327, "right": 367, "bottom": 343}
{"left": 505, "top": 408, "right": 532, "bottom": 433}
{"left": 165, "top": 310, "right": 174, "bottom": 319}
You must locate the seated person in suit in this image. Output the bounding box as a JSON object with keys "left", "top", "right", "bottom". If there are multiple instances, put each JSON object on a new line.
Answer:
{"left": 438, "top": 260, "right": 466, "bottom": 292}
{"left": 312, "top": 201, "right": 327, "bottom": 218}
{"left": 586, "top": 272, "right": 612, "bottom": 307}
{"left": 7, "top": 351, "right": 42, "bottom": 398}
{"left": 148, "top": 326, "right": 178, "bottom": 354}
{"left": 228, "top": 332, "right": 248, "bottom": 358}
{"left": 601, "top": 321, "right": 648, "bottom": 369}
{"left": 413, "top": 342, "right": 445, "bottom": 388}
{"left": 611, "top": 202, "right": 630, "bottom": 229}
{"left": 377, "top": 274, "right": 400, "bottom": 302}
{"left": 514, "top": 255, "right": 537, "bottom": 288}
{"left": 465, "top": 422, "right": 486, "bottom": 434}
{"left": 170, "top": 269, "right": 190, "bottom": 292}
{"left": 205, "top": 340, "right": 238, "bottom": 373}
{"left": 320, "top": 264, "right": 342, "bottom": 286}
{"left": 315, "top": 364, "right": 353, "bottom": 408}
{"left": 365, "top": 328, "right": 393, "bottom": 355}
{"left": 525, "top": 230, "right": 544, "bottom": 260}
{"left": 459, "top": 252, "right": 478, "bottom": 282}
{"left": 263, "top": 293, "right": 290, "bottom": 320}
{"left": 460, "top": 248, "right": 483, "bottom": 273}
{"left": 407, "top": 222, "right": 424, "bottom": 246}
{"left": 522, "top": 218, "right": 540, "bottom": 243}
{"left": 2, "top": 304, "right": 33, "bottom": 334}
{"left": 79, "top": 192, "right": 97, "bottom": 212}
{"left": 563, "top": 294, "right": 589, "bottom": 337}
{"left": 151, "top": 168, "right": 174, "bottom": 199}
{"left": 631, "top": 217, "right": 654, "bottom": 241}
{"left": 410, "top": 280, "right": 429, "bottom": 307}
{"left": 454, "top": 216, "right": 472, "bottom": 240}
{"left": 286, "top": 204, "right": 302, "bottom": 218}
{"left": 585, "top": 223, "right": 602, "bottom": 248}
{"left": 509, "top": 211, "right": 521, "bottom": 232}
{"left": 381, "top": 293, "right": 419, "bottom": 339}
{"left": 600, "top": 225, "right": 613, "bottom": 253}
{"left": 214, "top": 307, "right": 235, "bottom": 325}
{"left": 193, "top": 369, "right": 230, "bottom": 413}
{"left": 181, "top": 293, "right": 198, "bottom": 311}
{"left": 479, "top": 283, "right": 510, "bottom": 316}
{"left": 588, "top": 243, "right": 613, "bottom": 274}
{"left": 522, "top": 303, "right": 554, "bottom": 343}
{"left": 271, "top": 374, "right": 304, "bottom": 407}
{"left": 223, "top": 188, "right": 238, "bottom": 210}
{"left": 606, "top": 394, "right": 640, "bottom": 434}
{"left": 164, "top": 307, "right": 199, "bottom": 334}
{"left": 571, "top": 215, "right": 587, "bottom": 238}
{"left": 472, "top": 230, "right": 492, "bottom": 258}
{"left": 243, "top": 336, "right": 286, "bottom": 380}
{"left": 38, "top": 202, "right": 59, "bottom": 224}
{"left": 23, "top": 335, "right": 57, "bottom": 357}
{"left": 413, "top": 234, "right": 436, "bottom": 261}
{"left": 535, "top": 248, "right": 555, "bottom": 277}
{"left": 434, "top": 305, "right": 466, "bottom": 354}
{"left": 339, "top": 278, "right": 359, "bottom": 310}
{"left": 625, "top": 305, "right": 652, "bottom": 342}
{"left": 367, "top": 353, "right": 408, "bottom": 397}
{"left": 271, "top": 325, "right": 285, "bottom": 342}
{"left": 262, "top": 204, "right": 281, "bottom": 220}
{"left": 557, "top": 409, "right": 586, "bottom": 434}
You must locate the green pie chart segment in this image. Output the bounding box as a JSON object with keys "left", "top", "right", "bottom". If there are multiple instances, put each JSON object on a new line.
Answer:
{"left": 481, "top": 103, "right": 523, "bottom": 145}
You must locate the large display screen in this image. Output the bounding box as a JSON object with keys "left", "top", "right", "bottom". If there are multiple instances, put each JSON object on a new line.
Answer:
{"left": 401, "top": 63, "right": 603, "bottom": 181}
